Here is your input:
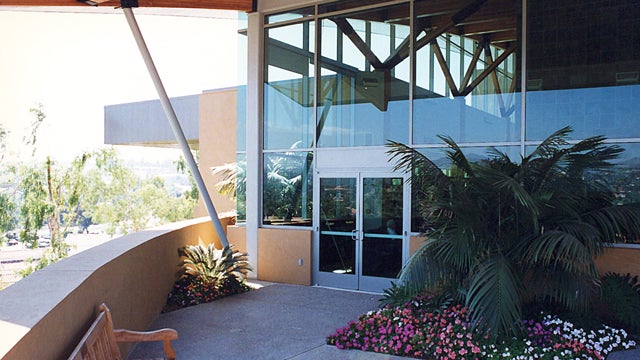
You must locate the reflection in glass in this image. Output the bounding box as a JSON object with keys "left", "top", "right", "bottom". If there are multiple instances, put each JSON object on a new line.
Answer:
{"left": 319, "top": 178, "right": 356, "bottom": 274}
{"left": 525, "top": 1, "right": 640, "bottom": 141}
{"left": 610, "top": 144, "right": 640, "bottom": 207}
{"left": 263, "top": 152, "right": 313, "bottom": 226}
{"left": 526, "top": 143, "right": 640, "bottom": 208}
{"left": 264, "top": 21, "right": 315, "bottom": 150}
{"left": 317, "top": 4, "right": 410, "bottom": 147}
{"left": 235, "top": 153, "right": 247, "bottom": 223}
{"left": 265, "top": 6, "right": 314, "bottom": 24}
{"left": 411, "top": 146, "right": 521, "bottom": 233}
{"left": 236, "top": 86, "right": 247, "bottom": 152}
{"left": 362, "top": 178, "right": 403, "bottom": 278}
{"left": 412, "top": 0, "right": 520, "bottom": 144}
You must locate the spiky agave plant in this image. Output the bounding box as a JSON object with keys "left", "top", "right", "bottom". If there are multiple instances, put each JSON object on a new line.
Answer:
{"left": 178, "top": 243, "right": 252, "bottom": 283}
{"left": 386, "top": 126, "right": 640, "bottom": 337}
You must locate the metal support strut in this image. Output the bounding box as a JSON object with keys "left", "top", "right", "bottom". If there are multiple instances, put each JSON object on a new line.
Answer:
{"left": 122, "top": 5, "right": 230, "bottom": 248}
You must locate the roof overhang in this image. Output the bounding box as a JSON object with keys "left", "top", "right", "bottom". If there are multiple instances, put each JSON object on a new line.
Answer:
{"left": 0, "top": 0, "right": 254, "bottom": 11}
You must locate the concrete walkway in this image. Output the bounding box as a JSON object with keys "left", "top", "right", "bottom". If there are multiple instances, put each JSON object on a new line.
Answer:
{"left": 129, "top": 282, "right": 640, "bottom": 360}
{"left": 129, "top": 282, "right": 407, "bottom": 360}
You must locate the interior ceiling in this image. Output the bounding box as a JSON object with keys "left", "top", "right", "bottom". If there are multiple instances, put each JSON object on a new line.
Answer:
{"left": 346, "top": 0, "right": 517, "bottom": 49}
{"left": 0, "top": 0, "right": 253, "bottom": 11}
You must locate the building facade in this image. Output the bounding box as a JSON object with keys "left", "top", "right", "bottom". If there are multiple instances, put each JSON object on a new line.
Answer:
{"left": 237, "top": 0, "right": 639, "bottom": 292}
{"left": 106, "top": 0, "right": 640, "bottom": 293}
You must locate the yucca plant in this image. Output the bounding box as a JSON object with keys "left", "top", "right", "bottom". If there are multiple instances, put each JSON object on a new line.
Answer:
{"left": 386, "top": 126, "right": 640, "bottom": 337}
{"left": 178, "top": 243, "right": 252, "bottom": 283}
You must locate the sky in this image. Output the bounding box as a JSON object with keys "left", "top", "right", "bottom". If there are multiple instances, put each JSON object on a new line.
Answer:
{"left": 0, "top": 7, "right": 240, "bottom": 163}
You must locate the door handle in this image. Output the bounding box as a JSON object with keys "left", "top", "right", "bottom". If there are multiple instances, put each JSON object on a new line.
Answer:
{"left": 351, "top": 229, "right": 360, "bottom": 241}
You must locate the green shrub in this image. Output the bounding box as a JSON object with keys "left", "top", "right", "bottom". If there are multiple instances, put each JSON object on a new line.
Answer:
{"left": 163, "top": 274, "right": 251, "bottom": 312}
{"left": 595, "top": 272, "right": 640, "bottom": 334}
{"left": 163, "top": 243, "right": 253, "bottom": 312}
{"left": 386, "top": 127, "right": 640, "bottom": 337}
{"left": 178, "top": 243, "right": 252, "bottom": 283}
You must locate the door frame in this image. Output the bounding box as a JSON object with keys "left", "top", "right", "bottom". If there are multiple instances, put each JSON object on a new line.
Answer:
{"left": 313, "top": 170, "right": 410, "bottom": 292}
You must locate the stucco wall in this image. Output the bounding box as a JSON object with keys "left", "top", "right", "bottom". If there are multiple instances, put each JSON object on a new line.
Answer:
{"left": 257, "top": 228, "right": 312, "bottom": 285}
{"left": 595, "top": 245, "right": 640, "bottom": 278}
{"left": 227, "top": 224, "right": 248, "bottom": 253}
{"left": 0, "top": 217, "right": 228, "bottom": 360}
{"left": 194, "top": 88, "right": 238, "bottom": 218}
{"left": 409, "top": 236, "right": 424, "bottom": 257}
{"left": 409, "top": 238, "right": 640, "bottom": 280}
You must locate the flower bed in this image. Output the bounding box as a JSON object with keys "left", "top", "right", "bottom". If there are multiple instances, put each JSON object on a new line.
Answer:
{"left": 162, "top": 274, "right": 251, "bottom": 313}
{"left": 327, "top": 296, "right": 636, "bottom": 359}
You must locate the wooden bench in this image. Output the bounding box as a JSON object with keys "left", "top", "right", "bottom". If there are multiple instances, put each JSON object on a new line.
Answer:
{"left": 68, "top": 303, "right": 178, "bottom": 360}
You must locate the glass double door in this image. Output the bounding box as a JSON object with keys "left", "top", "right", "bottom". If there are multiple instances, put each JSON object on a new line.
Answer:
{"left": 314, "top": 173, "right": 406, "bottom": 292}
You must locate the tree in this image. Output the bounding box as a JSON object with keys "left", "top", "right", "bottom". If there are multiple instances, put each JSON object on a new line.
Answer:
{"left": 0, "top": 192, "right": 14, "bottom": 236}
{"left": 386, "top": 126, "right": 640, "bottom": 337}
{"left": 86, "top": 148, "right": 197, "bottom": 236}
{"left": 175, "top": 155, "right": 199, "bottom": 202}
{"left": 0, "top": 124, "right": 16, "bottom": 235}
{"left": 14, "top": 153, "right": 91, "bottom": 273}
{"left": 0, "top": 123, "right": 7, "bottom": 162}
{"left": 25, "top": 103, "right": 46, "bottom": 157}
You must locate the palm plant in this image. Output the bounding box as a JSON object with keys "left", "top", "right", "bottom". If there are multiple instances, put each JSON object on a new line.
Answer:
{"left": 386, "top": 126, "right": 640, "bottom": 337}
{"left": 178, "top": 243, "right": 252, "bottom": 283}
{"left": 211, "top": 161, "right": 246, "bottom": 201}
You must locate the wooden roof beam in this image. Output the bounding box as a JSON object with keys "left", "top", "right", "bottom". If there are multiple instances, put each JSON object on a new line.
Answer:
{"left": 0, "top": 0, "right": 254, "bottom": 11}
{"left": 456, "top": 18, "right": 517, "bottom": 36}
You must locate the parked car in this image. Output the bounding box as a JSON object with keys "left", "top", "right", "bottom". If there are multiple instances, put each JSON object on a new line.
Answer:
{"left": 38, "top": 238, "right": 50, "bottom": 248}
{"left": 7, "top": 238, "right": 19, "bottom": 246}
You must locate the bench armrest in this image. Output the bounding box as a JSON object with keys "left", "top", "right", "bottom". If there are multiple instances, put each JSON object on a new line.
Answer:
{"left": 113, "top": 328, "right": 178, "bottom": 342}
{"left": 113, "top": 328, "right": 178, "bottom": 360}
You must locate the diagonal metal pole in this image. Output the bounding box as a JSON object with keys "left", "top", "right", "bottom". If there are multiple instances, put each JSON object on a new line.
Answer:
{"left": 122, "top": 6, "right": 229, "bottom": 248}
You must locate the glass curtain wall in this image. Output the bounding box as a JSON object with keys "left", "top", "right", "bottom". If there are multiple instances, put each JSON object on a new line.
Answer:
{"left": 236, "top": 14, "right": 248, "bottom": 223}
{"left": 412, "top": 0, "right": 520, "bottom": 144}
{"left": 316, "top": 3, "right": 410, "bottom": 147}
{"left": 260, "top": 0, "right": 640, "bottom": 232}
{"left": 263, "top": 15, "right": 314, "bottom": 226}
{"left": 526, "top": 0, "right": 640, "bottom": 141}
{"left": 525, "top": 0, "right": 640, "bottom": 208}
{"left": 409, "top": 0, "right": 521, "bottom": 231}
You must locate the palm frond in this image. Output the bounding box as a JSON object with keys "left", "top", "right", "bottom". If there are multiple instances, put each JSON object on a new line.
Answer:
{"left": 438, "top": 135, "right": 475, "bottom": 178}
{"left": 397, "top": 237, "right": 455, "bottom": 293}
{"left": 522, "top": 230, "right": 599, "bottom": 276}
{"left": 474, "top": 164, "right": 540, "bottom": 220}
{"left": 431, "top": 227, "right": 477, "bottom": 273}
{"left": 564, "top": 137, "right": 623, "bottom": 176}
{"left": 523, "top": 126, "right": 571, "bottom": 163}
{"left": 211, "top": 163, "right": 239, "bottom": 199}
{"left": 485, "top": 147, "right": 513, "bottom": 163}
{"left": 582, "top": 204, "right": 640, "bottom": 243}
{"left": 466, "top": 254, "right": 523, "bottom": 336}
{"left": 385, "top": 141, "right": 451, "bottom": 189}
{"left": 527, "top": 269, "right": 595, "bottom": 313}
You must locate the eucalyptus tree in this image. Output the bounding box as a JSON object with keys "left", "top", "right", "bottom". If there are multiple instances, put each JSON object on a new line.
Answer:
{"left": 15, "top": 153, "right": 91, "bottom": 274}
{"left": 86, "top": 148, "right": 197, "bottom": 236}
{"left": 0, "top": 124, "right": 15, "bottom": 235}
{"left": 386, "top": 126, "right": 640, "bottom": 337}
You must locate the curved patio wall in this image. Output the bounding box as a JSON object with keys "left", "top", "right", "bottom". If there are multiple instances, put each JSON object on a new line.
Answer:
{"left": 595, "top": 244, "right": 640, "bottom": 278}
{"left": 0, "top": 216, "right": 232, "bottom": 360}
{"left": 410, "top": 236, "right": 640, "bottom": 279}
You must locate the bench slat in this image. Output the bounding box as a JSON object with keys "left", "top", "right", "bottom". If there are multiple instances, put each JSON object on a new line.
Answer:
{"left": 68, "top": 304, "right": 177, "bottom": 360}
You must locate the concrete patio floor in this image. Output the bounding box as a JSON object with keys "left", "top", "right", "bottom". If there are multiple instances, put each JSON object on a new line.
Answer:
{"left": 128, "top": 282, "right": 408, "bottom": 360}
{"left": 128, "top": 281, "right": 640, "bottom": 360}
